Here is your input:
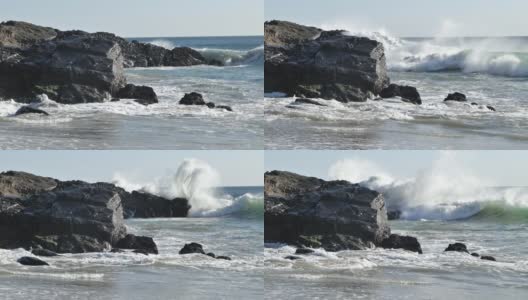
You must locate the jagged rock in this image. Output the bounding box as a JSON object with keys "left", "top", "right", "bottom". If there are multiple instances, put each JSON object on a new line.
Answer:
{"left": 121, "top": 191, "right": 190, "bottom": 219}
{"left": 179, "top": 92, "right": 206, "bottom": 105}
{"left": 295, "top": 248, "right": 315, "bottom": 255}
{"left": 115, "top": 234, "right": 158, "bottom": 254}
{"left": 0, "top": 181, "right": 127, "bottom": 253}
{"left": 481, "top": 256, "right": 496, "bottom": 261}
{"left": 179, "top": 242, "right": 205, "bottom": 255}
{"left": 0, "top": 171, "right": 57, "bottom": 198}
{"left": 216, "top": 105, "right": 233, "bottom": 112}
{"left": 444, "top": 92, "right": 467, "bottom": 102}
{"left": 380, "top": 84, "right": 422, "bottom": 104}
{"left": 294, "top": 98, "right": 327, "bottom": 106}
{"left": 17, "top": 256, "right": 49, "bottom": 266}
{"left": 444, "top": 243, "right": 469, "bottom": 254}
{"left": 116, "top": 84, "right": 158, "bottom": 105}
{"left": 387, "top": 210, "right": 401, "bottom": 220}
{"left": 265, "top": 21, "right": 389, "bottom": 102}
{"left": 264, "top": 171, "right": 391, "bottom": 251}
{"left": 163, "top": 47, "right": 206, "bottom": 66}
{"left": 381, "top": 234, "right": 423, "bottom": 254}
{"left": 31, "top": 248, "right": 58, "bottom": 257}
{"left": 14, "top": 106, "right": 49, "bottom": 116}
{"left": 0, "top": 21, "right": 57, "bottom": 49}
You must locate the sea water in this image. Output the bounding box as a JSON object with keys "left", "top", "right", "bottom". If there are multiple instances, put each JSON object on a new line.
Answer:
{"left": 265, "top": 35, "right": 528, "bottom": 149}
{"left": 0, "top": 186, "right": 264, "bottom": 300}
{"left": 0, "top": 36, "right": 263, "bottom": 150}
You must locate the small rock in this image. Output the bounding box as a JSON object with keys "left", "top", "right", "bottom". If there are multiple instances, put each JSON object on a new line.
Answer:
{"left": 481, "top": 256, "right": 496, "bottom": 261}
{"left": 444, "top": 92, "right": 467, "bottom": 102}
{"left": 31, "top": 248, "right": 58, "bottom": 257}
{"left": 206, "top": 102, "right": 215, "bottom": 108}
{"left": 116, "top": 84, "right": 158, "bottom": 105}
{"left": 284, "top": 255, "right": 302, "bottom": 260}
{"left": 116, "top": 234, "right": 158, "bottom": 254}
{"left": 14, "top": 106, "right": 49, "bottom": 116}
{"left": 294, "top": 98, "right": 327, "bottom": 106}
{"left": 295, "top": 248, "right": 315, "bottom": 255}
{"left": 17, "top": 256, "right": 49, "bottom": 266}
{"left": 471, "top": 252, "right": 480, "bottom": 257}
{"left": 380, "top": 84, "right": 422, "bottom": 105}
{"left": 486, "top": 105, "right": 496, "bottom": 111}
{"left": 445, "top": 243, "right": 469, "bottom": 253}
{"left": 206, "top": 252, "right": 216, "bottom": 258}
{"left": 179, "top": 92, "right": 206, "bottom": 105}
{"left": 381, "top": 234, "right": 423, "bottom": 254}
{"left": 216, "top": 256, "right": 231, "bottom": 260}
{"left": 471, "top": 102, "right": 479, "bottom": 106}
{"left": 216, "top": 105, "right": 233, "bottom": 112}
{"left": 179, "top": 242, "right": 205, "bottom": 255}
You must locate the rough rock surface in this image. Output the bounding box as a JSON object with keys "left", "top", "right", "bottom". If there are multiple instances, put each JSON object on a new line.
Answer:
{"left": 179, "top": 92, "right": 206, "bottom": 105}
{"left": 0, "top": 21, "right": 57, "bottom": 49}
{"left": 0, "top": 171, "right": 57, "bottom": 198}
{"left": 264, "top": 170, "right": 391, "bottom": 251}
{"left": 116, "top": 84, "right": 158, "bottom": 105}
{"left": 381, "top": 234, "right": 423, "bottom": 254}
{"left": 121, "top": 191, "right": 190, "bottom": 219}
{"left": 444, "top": 92, "right": 467, "bottom": 102}
{"left": 445, "top": 242, "right": 469, "bottom": 253}
{"left": 115, "top": 234, "right": 158, "bottom": 254}
{"left": 265, "top": 20, "right": 390, "bottom": 102}
{"left": 179, "top": 242, "right": 206, "bottom": 255}
{"left": 380, "top": 84, "right": 422, "bottom": 104}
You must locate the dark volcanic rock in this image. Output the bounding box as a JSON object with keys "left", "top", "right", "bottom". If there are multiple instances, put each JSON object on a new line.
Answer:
{"left": 163, "top": 47, "right": 206, "bottom": 66}
{"left": 294, "top": 98, "right": 327, "bottom": 106}
{"left": 0, "top": 180, "right": 127, "bottom": 253}
{"left": 0, "top": 171, "right": 57, "bottom": 198}
{"left": 265, "top": 21, "right": 389, "bottom": 102}
{"left": 381, "top": 234, "right": 423, "bottom": 254}
{"left": 206, "top": 252, "right": 216, "bottom": 258}
{"left": 445, "top": 243, "right": 469, "bottom": 254}
{"left": 121, "top": 191, "right": 190, "bottom": 219}
{"left": 444, "top": 92, "right": 467, "bottom": 102}
{"left": 481, "top": 255, "right": 496, "bottom": 261}
{"left": 116, "top": 84, "right": 158, "bottom": 105}
{"left": 14, "top": 106, "right": 49, "bottom": 116}
{"left": 17, "top": 256, "right": 49, "bottom": 266}
{"left": 31, "top": 248, "right": 59, "bottom": 257}
{"left": 264, "top": 171, "right": 391, "bottom": 251}
{"left": 116, "top": 234, "right": 158, "bottom": 254}
{"left": 295, "top": 248, "right": 315, "bottom": 255}
{"left": 179, "top": 92, "right": 206, "bottom": 105}
{"left": 471, "top": 252, "right": 480, "bottom": 257}
{"left": 179, "top": 242, "right": 206, "bottom": 255}
{"left": 380, "top": 84, "right": 422, "bottom": 104}
{"left": 0, "top": 21, "right": 57, "bottom": 49}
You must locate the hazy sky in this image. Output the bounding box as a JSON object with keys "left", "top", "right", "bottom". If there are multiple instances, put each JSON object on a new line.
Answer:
{"left": 265, "top": 151, "right": 528, "bottom": 186}
{"left": 1, "top": 0, "right": 263, "bottom": 37}
{"left": 0, "top": 151, "right": 263, "bottom": 186}
{"left": 265, "top": 0, "right": 528, "bottom": 37}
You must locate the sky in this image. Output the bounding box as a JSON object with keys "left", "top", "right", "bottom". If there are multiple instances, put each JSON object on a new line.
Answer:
{"left": 0, "top": 151, "right": 263, "bottom": 186}
{"left": 0, "top": 0, "right": 263, "bottom": 37}
{"left": 265, "top": 0, "right": 528, "bottom": 37}
{"left": 265, "top": 151, "right": 528, "bottom": 186}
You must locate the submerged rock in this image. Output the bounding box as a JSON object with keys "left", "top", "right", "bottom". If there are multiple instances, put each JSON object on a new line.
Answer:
{"left": 216, "top": 255, "right": 231, "bottom": 261}
{"left": 471, "top": 252, "right": 480, "bottom": 257}
{"left": 265, "top": 21, "right": 389, "bottom": 102}
{"left": 31, "top": 248, "right": 58, "bottom": 257}
{"left": 179, "top": 92, "right": 206, "bottom": 105}
{"left": 284, "top": 255, "right": 302, "bottom": 260}
{"left": 14, "top": 106, "right": 49, "bottom": 116}
{"left": 115, "top": 234, "right": 158, "bottom": 254}
{"left": 116, "top": 84, "right": 158, "bottom": 105}
{"left": 381, "top": 234, "right": 423, "bottom": 254}
{"left": 179, "top": 242, "right": 205, "bottom": 255}
{"left": 206, "top": 252, "right": 216, "bottom": 258}
{"left": 17, "top": 256, "right": 49, "bottom": 266}
{"left": 380, "top": 84, "right": 422, "bottom": 104}
{"left": 264, "top": 171, "right": 391, "bottom": 251}
{"left": 216, "top": 105, "right": 233, "bottom": 112}
{"left": 486, "top": 105, "right": 496, "bottom": 111}
{"left": 295, "top": 248, "right": 315, "bottom": 255}
{"left": 294, "top": 98, "right": 327, "bottom": 106}
{"left": 481, "top": 255, "right": 496, "bottom": 261}
{"left": 444, "top": 92, "right": 467, "bottom": 102}
{"left": 444, "top": 243, "right": 469, "bottom": 254}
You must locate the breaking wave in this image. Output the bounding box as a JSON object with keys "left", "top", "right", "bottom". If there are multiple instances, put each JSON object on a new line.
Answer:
{"left": 328, "top": 153, "right": 528, "bottom": 222}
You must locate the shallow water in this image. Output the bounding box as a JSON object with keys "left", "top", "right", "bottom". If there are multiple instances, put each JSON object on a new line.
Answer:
{"left": 0, "top": 187, "right": 264, "bottom": 300}
{"left": 264, "top": 220, "right": 528, "bottom": 300}
{"left": 0, "top": 36, "right": 263, "bottom": 150}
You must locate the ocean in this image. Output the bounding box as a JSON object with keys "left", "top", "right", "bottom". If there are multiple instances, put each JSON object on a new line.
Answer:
{"left": 0, "top": 186, "right": 264, "bottom": 300}
{"left": 0, "top": 36, "right": 263, "bottom": 150}
{"left": 264, "top": 184, "right": 528, "bottom": 299}
{"left": 265, "top": 35, "right": 528, "bottom": 149}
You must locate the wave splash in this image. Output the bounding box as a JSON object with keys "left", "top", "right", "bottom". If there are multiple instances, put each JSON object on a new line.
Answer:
{"left": 113, "top": 159, "right": 262, "bottom": 218}
{"left": 321, "top": 23, "right": 528, "bottom": 77}
{"left": 328, "top": 153, "right": 528, "bottom": 222}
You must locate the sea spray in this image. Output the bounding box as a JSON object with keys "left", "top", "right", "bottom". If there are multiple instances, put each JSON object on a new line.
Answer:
{"left": 328, "top": 153, "right": 528, "bottom": 221}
